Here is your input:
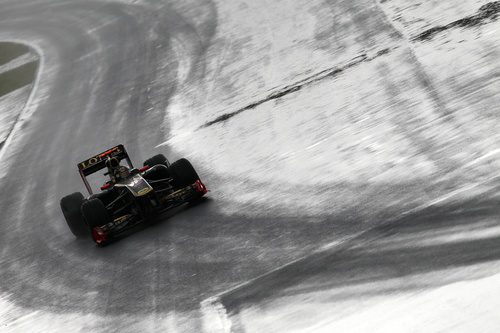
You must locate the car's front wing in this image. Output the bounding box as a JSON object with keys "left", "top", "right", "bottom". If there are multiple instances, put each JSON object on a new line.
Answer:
{"left": 91, "top": 180, "right": 208, "bottom": 246}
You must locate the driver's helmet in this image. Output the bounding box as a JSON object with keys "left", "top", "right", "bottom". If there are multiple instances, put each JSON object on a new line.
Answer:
{"left": 105, "top": 157, "right": 129, "bottom": 181}
{"left": 117, "top": 165, "right": 130, "bottom": 180}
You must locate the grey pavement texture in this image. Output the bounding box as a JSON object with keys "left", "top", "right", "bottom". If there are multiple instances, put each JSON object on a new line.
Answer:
{"left": 0, "top": 0, "right": 500, "bottom": 332}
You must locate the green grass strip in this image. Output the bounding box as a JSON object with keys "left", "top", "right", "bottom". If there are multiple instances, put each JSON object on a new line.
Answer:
{"left": 0, "top": 42, "right": 30, "bottom": 66}
{"left": 0, "top": 61, "right": 38, "bottom": 98}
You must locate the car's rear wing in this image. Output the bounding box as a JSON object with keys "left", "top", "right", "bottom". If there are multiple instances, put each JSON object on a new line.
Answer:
{"left": 78, "top": 144, "right": 133, "bottom": 194}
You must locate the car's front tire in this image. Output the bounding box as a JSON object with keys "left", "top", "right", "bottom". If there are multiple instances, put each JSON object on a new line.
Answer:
{"left": 143, "top": 164, "right": 170, "bottom": 181}
{"left": 60, "top": 192, "right": 87, "bottom": 238}
{"left": 169, "top": 158, "right": 200, "bottom": 188}
{"left": 143, "top": 154, "right": 170, "bottom": 168}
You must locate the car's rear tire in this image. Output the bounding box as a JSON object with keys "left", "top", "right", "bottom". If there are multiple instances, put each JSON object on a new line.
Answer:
{"left": 81, "top": 198, "right": 111, "bottom": 229}
{"left": 60, "top": 192, "right": 87, "bottom": 238}
{"left": 143, "top": 154, "right": 170, "bottom": 168}
{"left": 169, "top": 158, "right": 200, "bottom": 188}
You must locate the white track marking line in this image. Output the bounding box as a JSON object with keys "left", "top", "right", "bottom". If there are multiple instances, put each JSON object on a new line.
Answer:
{"left": 0, "top": 52, "right": 38, "bottom": 75}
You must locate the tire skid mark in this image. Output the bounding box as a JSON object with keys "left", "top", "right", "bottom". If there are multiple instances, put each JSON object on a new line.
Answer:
{"left": 414, "top": 1, "right": 500, "bottom": 42}
{"left": 200, "top": 47, "right": 393, "bottom": 128}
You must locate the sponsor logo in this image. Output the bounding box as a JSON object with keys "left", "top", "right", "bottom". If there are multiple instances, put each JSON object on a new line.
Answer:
{"left": 78, "top": 146, "right": 123, "bottom": 170}
{"left": 136, "top": 188, "right": 152, "bottom": 196}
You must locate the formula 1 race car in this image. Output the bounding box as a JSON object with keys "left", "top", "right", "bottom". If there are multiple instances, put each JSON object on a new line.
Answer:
{"left": 60, "top": 145, "right": 207, "bottom": 246}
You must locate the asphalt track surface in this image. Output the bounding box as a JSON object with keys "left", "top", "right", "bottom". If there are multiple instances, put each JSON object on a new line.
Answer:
{"left": 0, "top": 1, "right": 345, "bottom": 331}
{"left": 1, "top": 0, "right": 499, "bottom": 332}
{"left": 0, "top": 0, "right": 221, "bottom": 331}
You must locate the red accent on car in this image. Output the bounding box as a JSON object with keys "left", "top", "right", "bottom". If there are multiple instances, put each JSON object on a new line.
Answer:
{"left": 194, "top": 179, "right": 208, "bottom": 195}
{"left": 99, "top": 147, "right": 118, "bottom": 158}
{"left": 139, "top": 166, "right": 150, "bottom": 173}
{"left": 100, "top": 183, "right": 111, "bottom": 191}
{"left": 91, "top": 227, "right": 108, "bottom": 246}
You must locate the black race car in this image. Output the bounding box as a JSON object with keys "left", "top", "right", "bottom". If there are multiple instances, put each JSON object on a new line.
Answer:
{"left": 60, "top": 145, "right": 207, "bottom": 246}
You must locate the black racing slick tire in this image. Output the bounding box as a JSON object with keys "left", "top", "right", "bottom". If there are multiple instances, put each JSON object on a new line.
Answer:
{"left": 60, "top": 192, "right": 87, "bottom": 238}
{"left": 169, "top": 158, "right": 200, "bottom": 188}
{"left": 81, "top": 198, "right": 111, "bottom": 229}
{"left": 143, "top": 154, "right": 170, "bottom": 168}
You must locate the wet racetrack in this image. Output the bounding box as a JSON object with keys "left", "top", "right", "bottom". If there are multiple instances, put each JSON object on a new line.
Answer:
{"left": 1, "top": 0, "right": 500, "bottom": 332}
